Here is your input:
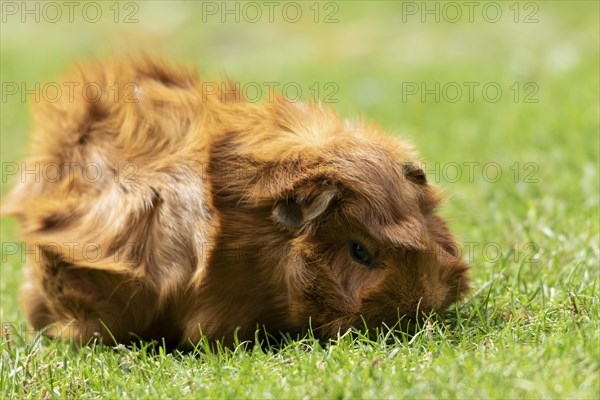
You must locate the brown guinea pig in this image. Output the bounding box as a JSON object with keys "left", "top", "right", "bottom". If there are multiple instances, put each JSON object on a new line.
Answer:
{"left": 2, "top": 58, "right": 469, "bottom": 347}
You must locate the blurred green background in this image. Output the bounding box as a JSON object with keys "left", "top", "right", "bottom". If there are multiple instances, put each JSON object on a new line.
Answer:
{"left": 1, "top": 0, "right": 598, "bottom": 329}
{"left": 1, "top": 2, "right": 599, "bottom": 398}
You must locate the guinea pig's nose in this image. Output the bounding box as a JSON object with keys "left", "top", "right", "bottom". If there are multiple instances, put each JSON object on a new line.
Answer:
{"left": 415, "top": 275, "right": 447, "bottom": 312}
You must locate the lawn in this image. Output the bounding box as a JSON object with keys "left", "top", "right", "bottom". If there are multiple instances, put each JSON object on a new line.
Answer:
{"left": 1, "top": 1, "right": 598, "bottom": 398}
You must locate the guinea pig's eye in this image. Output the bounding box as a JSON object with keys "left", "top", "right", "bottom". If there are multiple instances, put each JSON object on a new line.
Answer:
{"left": 349, "top": 240, "right": 373, "bottom": 267}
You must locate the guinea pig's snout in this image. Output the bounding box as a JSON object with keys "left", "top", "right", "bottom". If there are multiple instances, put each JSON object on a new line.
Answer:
{"left": 394, "top": 274, "right": 443, "bottom": 318}
{"left": 401, "top": 296, "right": 435, "bottom": 321}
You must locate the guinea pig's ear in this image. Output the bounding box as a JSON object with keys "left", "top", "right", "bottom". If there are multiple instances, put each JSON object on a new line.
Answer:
{"left": 272, "top": 186, "right": 338, "bottom": 228}
{"left": 402, "top": 162, "right": 427, "bottom": 185}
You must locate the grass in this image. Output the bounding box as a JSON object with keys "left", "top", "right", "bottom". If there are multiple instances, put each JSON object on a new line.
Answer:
{"left": 1, "top": 1, "right": 599, "bottom": 398}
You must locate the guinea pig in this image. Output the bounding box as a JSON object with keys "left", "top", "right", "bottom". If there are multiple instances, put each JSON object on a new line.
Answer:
{"left": 2, "top": 58, "right": 469, "bottom": 347}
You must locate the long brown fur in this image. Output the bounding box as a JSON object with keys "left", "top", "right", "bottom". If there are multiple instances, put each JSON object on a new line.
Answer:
{"left": 2, "top": 58, "right": 469, "bottom": 347}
